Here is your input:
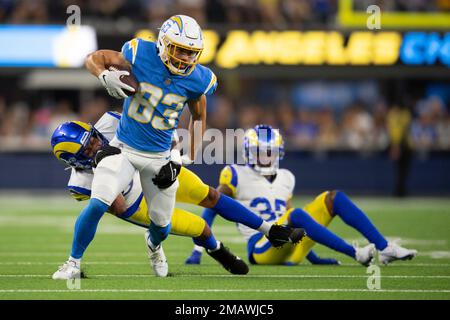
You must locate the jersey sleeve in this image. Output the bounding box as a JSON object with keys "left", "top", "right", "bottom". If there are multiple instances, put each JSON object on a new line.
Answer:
{"left": 94, "top": 111, "right": 121, "bottom": 141}
{"left": 219, "top": 165, "right": 238, "bottom": 197}
{"left": 189, "top": 66, "right": 218, "bottom": 100}
{"left": 67, "top": 169, "right": 93, "bottom": 202}
{"left": 121, "top": 38, "right": 141, "bottom": 65}
{"left": 203, "top": 69, "right": 218, "bottom": 96}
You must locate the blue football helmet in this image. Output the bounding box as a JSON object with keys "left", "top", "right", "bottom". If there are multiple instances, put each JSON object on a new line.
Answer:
{"left": 243, "top": 124, "right": 285, "bottom": 176}
{"left": 51, "top": 121, "right": 108, "bottom": 170}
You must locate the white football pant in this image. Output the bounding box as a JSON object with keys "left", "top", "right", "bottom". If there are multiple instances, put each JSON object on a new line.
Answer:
{"left": 91, "top": 136, "right": 178, "bottom": 227}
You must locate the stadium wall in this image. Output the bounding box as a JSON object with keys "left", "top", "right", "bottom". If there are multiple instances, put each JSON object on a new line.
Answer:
{"left": 1, "top": 151, "right": 449, "bottom": 196}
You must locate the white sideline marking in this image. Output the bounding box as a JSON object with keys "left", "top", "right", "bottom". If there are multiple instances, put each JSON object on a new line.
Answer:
{"left": 346, "top": 237, "right": 448, "bottom": 247}
{"left": 0, "top": 289, "right": 449, "bottom": 294}
{"left": 1, "top": 250, "right": 448, "bottom": 259}
{"left": 420, "top": 251, "right": 450, "bottom": 259}
{"left": 1, "top": 261, "right": 450, "bottom": 267}
{"left": 339, "top": 263, "right": 450, "bottom": 267}
{"left": 1, "top": 274, "right": 450, "bottom": 279}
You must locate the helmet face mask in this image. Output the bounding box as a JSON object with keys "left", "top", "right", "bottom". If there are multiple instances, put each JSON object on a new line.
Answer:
{"left": 157, "top": 15, "right": 203, "bottom": 76}
{"left": 51, "top": 121, "right": 108, "bottom": 170}
{"left": 243, "top": 125, "right": 285, "bottom": 176}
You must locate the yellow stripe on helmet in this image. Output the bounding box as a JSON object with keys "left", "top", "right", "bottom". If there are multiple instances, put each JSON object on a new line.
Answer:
{"left": 72, "top": 121, "right": 91, "bottom": 132}
{"left": 245, "top": 128, "right": 259, "bottom": 146}
{"left": 53, "top": 142, "right": 83, "bottom": 160}
{"left": 273, "top": 129, "right": 283, "bottom": 147}
{"left": 170, "top": 15, "right": 183, "bottom": 33}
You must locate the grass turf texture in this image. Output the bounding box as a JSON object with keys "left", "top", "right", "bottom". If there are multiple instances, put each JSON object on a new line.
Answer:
{"left": 0, "top": 194, "right": 449, "bottom": 300}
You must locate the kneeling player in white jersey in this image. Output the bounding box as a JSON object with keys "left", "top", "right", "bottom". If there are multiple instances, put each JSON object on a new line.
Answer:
{"left": 51, "top": 114, "right": 305, "bottom": 279}
{"left": 186, "top": 125, "right": 417, "bottom": 266}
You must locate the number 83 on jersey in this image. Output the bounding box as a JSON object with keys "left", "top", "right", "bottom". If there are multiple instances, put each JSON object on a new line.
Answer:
{"left": 128, "top": 82, "right": 186, "bottom": 130}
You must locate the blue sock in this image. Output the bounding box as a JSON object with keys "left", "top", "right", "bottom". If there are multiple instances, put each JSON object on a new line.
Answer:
{"left": 193, "top": 233, "right": 219, "bottom": 251}
{"left": 148, "top": 222, "right": 171, "bottom": 247}
{"left": 212, "top": 194, "right": 263, "bottom": 230}
{"left": 202, "top": 208, "right": 217, "bottom": 227}
{"left": 290, "top": 208, "right": 356, "bottom": 258}
{"left": 70, "top": 198, "right": 109, "bottom": 259}
{"left": 333, "top": 191, "right": 388, "bottom": 250}
{"left": 191, "top": 208, "right": 218, "bottom": 251}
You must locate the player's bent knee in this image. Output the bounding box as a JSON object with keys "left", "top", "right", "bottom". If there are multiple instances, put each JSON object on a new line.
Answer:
{"left": 326, "top": 190, "right": 339, "bottom": 216}
{"left": 109, "top": 198, "right": 127, "bottom": 216}
{"left": 199, "top": 187, "right": 220, "bottom": 208}
{"left": 196, "top": 224, "right": 211, "bottom": 241}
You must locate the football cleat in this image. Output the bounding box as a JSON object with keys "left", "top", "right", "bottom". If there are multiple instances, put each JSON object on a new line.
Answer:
{"left": 144, "top": 230, "right": 169, "bottom": 277}
{"left": 379, "top": 242, "right": 418, "bottom": 265}
{"left": 267, "top": 224, "right": 306, "bottom": 248}
{"left": 206, "top": 242, "right": 249, "bottom": 275}
{"left": 354, "top": 243, "right": 376, "bottom": 266}
{"left": 52, "top": 260, "right": 81, "bottom": 280}
{"left": 185, "top": 250, "right": 202, "bottom": 265}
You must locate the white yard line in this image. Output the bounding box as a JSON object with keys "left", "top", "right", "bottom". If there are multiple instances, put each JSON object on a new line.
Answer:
{"left": 0, "top": 288, "right": 449, "bottom": 294}
{"left": 0, "top": 274, "right": 449, "bottom": 279}
{"left": 1, "top": 261, "right": 450, "bottom": 267}
{"left": 1, "top": 250, "right": 448, "bottom": 258}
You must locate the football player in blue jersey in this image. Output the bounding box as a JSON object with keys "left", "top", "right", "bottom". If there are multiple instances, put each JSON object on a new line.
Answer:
{"left": 53, "top": 16, "right": 305, "bottom": 279}
{"left": 54, "top": 15, "right": 218, "bottom": 278}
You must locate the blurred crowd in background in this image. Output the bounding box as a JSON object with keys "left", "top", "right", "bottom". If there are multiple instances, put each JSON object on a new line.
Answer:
{"left": 0, "top": 0, "right": 448, "bottom": 29}
{"left": 0, "top": 0, "right": 448, "bottom": 152}
{"left": 0, "top": 89, "right": 448, "bottom": 152}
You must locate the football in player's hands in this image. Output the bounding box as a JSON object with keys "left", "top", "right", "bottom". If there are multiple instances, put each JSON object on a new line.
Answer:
{"left": 106, "top": 64, "right": 139, "bottom": 96}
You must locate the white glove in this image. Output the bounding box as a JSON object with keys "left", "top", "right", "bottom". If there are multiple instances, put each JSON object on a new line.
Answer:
{"left": 181, "top": 154, "right": 194, "bottom": 166}
{"left": 98, "top": 69, "right": 135, "bottom": 99}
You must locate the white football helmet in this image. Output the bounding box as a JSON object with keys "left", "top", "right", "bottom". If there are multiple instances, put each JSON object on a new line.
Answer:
{"left": 157, "top": 15, "right": 203, "bottom": 76}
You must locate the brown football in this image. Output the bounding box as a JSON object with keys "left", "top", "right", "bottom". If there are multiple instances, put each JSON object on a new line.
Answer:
{"left": 107, "top": 63, "right": 139, "bottom": 96}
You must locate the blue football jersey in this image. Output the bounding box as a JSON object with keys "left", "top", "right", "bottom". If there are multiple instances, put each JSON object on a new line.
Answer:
{"left": 116, "top": 38, "right": 218, "bottom": 152}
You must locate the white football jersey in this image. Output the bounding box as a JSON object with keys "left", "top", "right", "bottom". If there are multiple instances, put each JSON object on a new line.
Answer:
{"left": 220, "top": 165, "right": 295, "bottom": 240}
{"left": 67, "top": 111, "right": 143, "bottom": 212}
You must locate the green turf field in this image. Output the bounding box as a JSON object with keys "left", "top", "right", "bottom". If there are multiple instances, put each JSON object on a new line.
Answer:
{"left": 0, "top": 193, "right": 449, "bottom": 300}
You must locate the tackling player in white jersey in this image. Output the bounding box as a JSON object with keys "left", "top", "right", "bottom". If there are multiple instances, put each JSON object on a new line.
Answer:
{"left": 51, "top": 112, "right": 253, "bottom": 278}
{"left": 186, "top": 125, "right": 417, "bottom": 266}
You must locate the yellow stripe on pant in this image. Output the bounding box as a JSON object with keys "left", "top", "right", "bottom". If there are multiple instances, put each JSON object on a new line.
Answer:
{"left": 252, "top": 191, "right": 334, "bottom": 265}
{"left": 174, "top": 167, "right": 210, "bottom": 205}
